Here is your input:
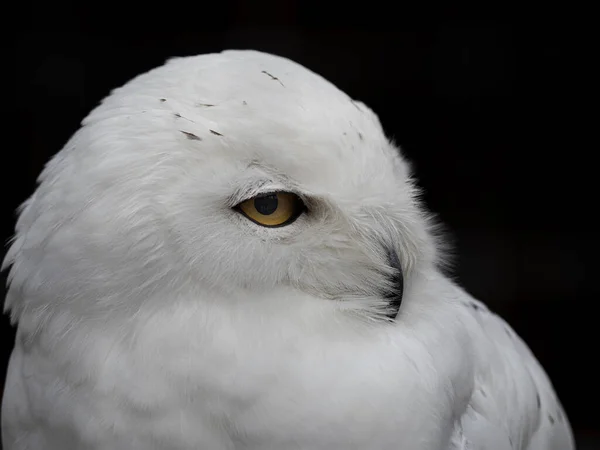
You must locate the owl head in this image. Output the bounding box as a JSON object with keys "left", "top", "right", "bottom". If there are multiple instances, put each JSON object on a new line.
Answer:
{"left": 3, "top": 50, "right": 444, "bottom": 326}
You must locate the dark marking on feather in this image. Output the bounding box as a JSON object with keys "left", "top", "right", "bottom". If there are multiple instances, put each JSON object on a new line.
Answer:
{"left": 174, "top": 113, "right": 182, "bottom": 118}
{"left": 480, "top": 389, "right": 487, "bottom": 398}
{"left": 210, "top": 130, "right": 223, "bottom": 136}
{"left": 358, "top": 132, "right": 364, "bottom": 140}
{"left": 180, "top": 131, "right": 202, "bottom": 141}
{"left": 470, "top": 302, "right": 481, "bottom": 311}
{"left": 196, "top": 103, "right": 215, "bottom": 107}
{"left": 351, "top": 100, "right": 362, "bottom": 111}
{"left": 548, "top": 414, "right": 555, "bottom": 424}
{"left": 261, "top": 70, "right": 284, "bottom": 86}
{"left": 536, "top": 393, "right": 541, "bottom": 409}
{"left": 243, "top": 100, "right": 248, "bottom": 105}
{"left": 159, "top": 98, "right": 167, "bottom": 102}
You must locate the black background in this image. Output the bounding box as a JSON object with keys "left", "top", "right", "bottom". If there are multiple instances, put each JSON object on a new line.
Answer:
{"left": 1, "top": 3, "right": 596, "bottom": 448}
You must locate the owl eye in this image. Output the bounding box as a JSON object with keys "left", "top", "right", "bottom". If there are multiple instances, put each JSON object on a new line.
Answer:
{"left": 236, "top": 192, "right": 305, "bottom": 227}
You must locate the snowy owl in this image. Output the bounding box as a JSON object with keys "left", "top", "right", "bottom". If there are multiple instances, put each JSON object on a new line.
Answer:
{"left": 1, "top": 50, "right": 574, "bottom": 450}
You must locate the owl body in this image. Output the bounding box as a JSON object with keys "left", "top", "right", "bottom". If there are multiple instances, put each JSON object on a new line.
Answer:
{"left": 2, "top": 51, "right": 574, "bottom": 449}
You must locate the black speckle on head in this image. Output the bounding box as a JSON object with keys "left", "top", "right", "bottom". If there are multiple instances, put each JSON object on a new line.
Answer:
{"left": 160, "top": 98, "right": 167, "bottom": 102}
{"left": 174, "top": 113, "right": 182, "bottom": 118}
{"left": 548, "top": 414, "right": 555, "bottom": 424}
{"left": 196, "top": 103, "right": 215, "bottom": 107}
{"left": 209, "top": 130, "right": 223, "bottom": 136}
{"left": 470, "top": 301, "right": 481, "bottom": 311}
{"left": 243, "top": 100, "right": 248, "bottom": 105}
{"left": 536, "top": 393, "right": 541, "bottom": 409}
{"left": 358, "top": 132, "right": 364, "bottom": 140}
{"left": 261, "top": 70, "right": 285, "bottom": 86}
{"left": 180, "top": 131, "right": 202, "bottom": 141}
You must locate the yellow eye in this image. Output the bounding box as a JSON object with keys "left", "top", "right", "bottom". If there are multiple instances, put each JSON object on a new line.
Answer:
{"left": 237, "top": 192, "right": 305, "bottom": 227}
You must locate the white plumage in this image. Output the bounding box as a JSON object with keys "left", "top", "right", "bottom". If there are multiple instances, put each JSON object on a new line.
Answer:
{"left": 1, "top": 50, "right": 574, "bottom": 449}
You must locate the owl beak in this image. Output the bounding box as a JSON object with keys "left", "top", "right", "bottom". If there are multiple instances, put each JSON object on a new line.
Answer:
{"left": 382, "top": 248, "right": 403, "bottom": 320}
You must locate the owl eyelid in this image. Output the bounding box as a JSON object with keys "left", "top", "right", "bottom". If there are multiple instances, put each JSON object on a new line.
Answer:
{"left": 228, "top": 180, "right": 283, "bottom": 207}
{"left": 231, "top": 188, "right": 308, "bottom": 209}
{"left": 252, "top": 191, "right": 284, "bottom": 200}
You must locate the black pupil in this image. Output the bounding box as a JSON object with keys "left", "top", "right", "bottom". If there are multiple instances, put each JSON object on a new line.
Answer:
{"left": 254, "top": 194, "right": 279, "bottom": 215}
